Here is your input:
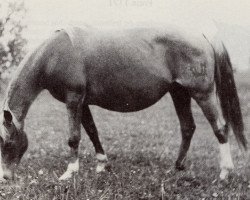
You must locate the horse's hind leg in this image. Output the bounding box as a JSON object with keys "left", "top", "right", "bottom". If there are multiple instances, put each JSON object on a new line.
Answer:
{"left": 193, "top": 90, "right": 234, "bottom": 180}
{"left": 59, "top": 91, "right": 83, "bottom": 180}
{"left": 81, "top": 106, "right": 108, "bottom": 173}
{"left": 170, "top": 84, "right": 196, "bottom": 170}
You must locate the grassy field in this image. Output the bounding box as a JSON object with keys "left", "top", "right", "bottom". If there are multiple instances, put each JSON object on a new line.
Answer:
{"left": 0, "top": 73, "right": 250, "bottom": 199}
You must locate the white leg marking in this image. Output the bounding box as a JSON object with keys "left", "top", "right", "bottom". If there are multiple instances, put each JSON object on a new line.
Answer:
{"left": 59, "top": 159, "right": 79, "bottom": 180}
{"left": 96, "top": 153, "right": 108, "bottom": 162}
{"left": 96, "top": 153, "right": 108, "bottom": 173}
{"left": 219, "top": 143, "right": 234, "bottom": 180}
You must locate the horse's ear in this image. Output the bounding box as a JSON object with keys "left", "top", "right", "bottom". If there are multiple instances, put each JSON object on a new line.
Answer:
{"left": 4, "top": 110, "right": 12, "bottom": 125}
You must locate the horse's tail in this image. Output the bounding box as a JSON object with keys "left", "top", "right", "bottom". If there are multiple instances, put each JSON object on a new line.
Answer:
{"left": 214, "top": 43, "right": 247, "bottom": 150}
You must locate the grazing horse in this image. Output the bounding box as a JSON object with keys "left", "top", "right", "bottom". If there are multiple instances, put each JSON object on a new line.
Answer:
{"left": 0, "top": 26, "right": 246, "bottom": 181}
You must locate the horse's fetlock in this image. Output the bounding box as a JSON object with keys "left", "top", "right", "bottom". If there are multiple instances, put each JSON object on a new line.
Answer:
{"left": 190, "top": 124, "right": 196, "bottom": 132}
{"left": 181, "top": 126, "right": 195, "bottom": 139}
{"left": 215, "top": 127, "right": 228, "bottom": 144}
{"left": 68, "top": 135, "right": 80, "bottom": 149}
{"left": 175, "top": 161, "right": 186, "bottom": 170}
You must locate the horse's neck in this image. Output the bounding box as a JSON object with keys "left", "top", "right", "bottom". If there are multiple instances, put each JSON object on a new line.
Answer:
{"left": 5, "top": 52, "right": 43, "bottom": 123}
{"left": 5, "top": 78, "right": 41, "bottom": 124}
{"left": 6, "top": 82, "right": 40, "bottom": 123}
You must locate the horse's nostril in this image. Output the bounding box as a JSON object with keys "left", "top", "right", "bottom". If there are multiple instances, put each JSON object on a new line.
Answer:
{"left": 3, "top": 175, "right": 10, "bottom": 180}
{"left": 3, "top": 173, "right": 13, "bottom": 180}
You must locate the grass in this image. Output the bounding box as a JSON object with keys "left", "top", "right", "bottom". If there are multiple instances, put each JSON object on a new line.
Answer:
{"left": 0, "top": 74, "right": 250, "bottom": 199}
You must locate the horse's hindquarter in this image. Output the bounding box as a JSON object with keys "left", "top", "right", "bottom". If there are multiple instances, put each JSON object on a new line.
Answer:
{"left": 160, "top": 34, "right": 215, "bottom": 93}
{"left": 82, "top": 29, "right": 172, "bottom": 111}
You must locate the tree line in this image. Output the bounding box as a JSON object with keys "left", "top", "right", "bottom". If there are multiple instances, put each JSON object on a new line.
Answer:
{"left": 0, "top": 0, "right": 26, "bottom": 79}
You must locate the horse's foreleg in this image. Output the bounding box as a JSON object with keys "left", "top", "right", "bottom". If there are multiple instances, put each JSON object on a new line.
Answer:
{"left": 81, "top": 106, "right": 108, "bottom": 173}
{"left": 194, "top": 91, "right": 234, "bottom": 180}
{"left": 59, "top": 92, "right": 83, "bottom": 180}
{"left": 170, "top": 85, "right": 195, "bottom": 170}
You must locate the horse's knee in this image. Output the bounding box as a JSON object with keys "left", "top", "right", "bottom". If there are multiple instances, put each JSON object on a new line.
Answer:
{"left": 68, "top": 135, "right": 81, "bottom": 149}
{"left": 181, "top": 124, "right": 196, "bottom": 139}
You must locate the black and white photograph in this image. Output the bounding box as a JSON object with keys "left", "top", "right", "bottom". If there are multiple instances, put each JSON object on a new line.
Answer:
{"left": 0, "top": 0, "right": 250, "bottom": 199}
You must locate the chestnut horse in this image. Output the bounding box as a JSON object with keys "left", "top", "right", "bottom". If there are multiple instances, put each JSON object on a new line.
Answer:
{"left": 0, "top": 26, "right": 246, "bottom": 181}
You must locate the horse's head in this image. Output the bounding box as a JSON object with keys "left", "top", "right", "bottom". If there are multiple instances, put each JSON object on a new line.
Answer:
{"left": 0, "top": 110, "right": 28, "bottom": 181}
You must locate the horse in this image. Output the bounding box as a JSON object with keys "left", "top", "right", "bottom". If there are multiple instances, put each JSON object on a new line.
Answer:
{"left": 0, "top": 26, "right": 246, "bottom": 181}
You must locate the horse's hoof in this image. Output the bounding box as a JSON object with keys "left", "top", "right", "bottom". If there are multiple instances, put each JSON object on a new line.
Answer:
{"left": 219, "top": 168, "right": 229, "bottom": 180}
{"left": 59, "top": 171, "right": 73, "bottom": 181}
{"left": 0, "top": 178, "right": 7, "bottom": 183}
{"left": 96, "top": 162, "right": 106, "bottom": 173}
{"left": 175, "top": 163, "right": 186, "bottom": 171}
{"left": 96, "top": 161, "right": 112, "bottom": 173}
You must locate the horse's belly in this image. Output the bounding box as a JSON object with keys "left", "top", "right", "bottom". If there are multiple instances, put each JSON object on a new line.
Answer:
{"left": 82, "top": 31, "right": 172, "bottom": 111}
{"left": 86, "top": 74, "right": 169, "bottom": 112}
{"left": 87, "top": 90, "right": 168, "bottom": 112}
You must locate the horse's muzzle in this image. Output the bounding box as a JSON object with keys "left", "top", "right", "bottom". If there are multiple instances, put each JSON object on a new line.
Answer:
{"left": 0, "top": 165, "right": 14, "bottom": 181}
{"left": 3, "top": 169, "right": 14, "bottom": 180}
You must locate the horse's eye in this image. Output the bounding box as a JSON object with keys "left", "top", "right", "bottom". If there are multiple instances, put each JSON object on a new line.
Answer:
{"left": 4, "top": 141, "right": 14, "bottom": 149}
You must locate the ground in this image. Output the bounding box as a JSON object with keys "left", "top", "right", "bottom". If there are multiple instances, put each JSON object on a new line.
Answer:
{"left": 0, "top": 73, "right": 249, "bottom": 199}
